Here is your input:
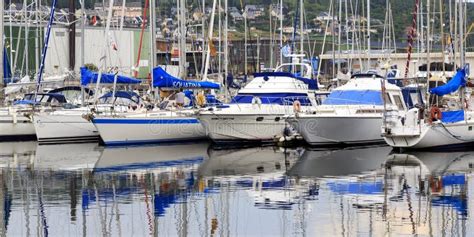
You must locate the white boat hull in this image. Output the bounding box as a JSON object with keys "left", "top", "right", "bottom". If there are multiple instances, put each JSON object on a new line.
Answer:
{"left": 197, "top": 113, "right": 287, "bottom": 143}
{"left": 290, "top": 115, "right": 384, "bottom": 146}
{"left": 93, "top": 116, "right": 206, "bottom": 146}
{"left": 384, "top": 122, "right": 474, "bottom": 149}
{"left": 33, "top": 113, "right": 99, "bottom": 144}
{"left": 0, "top": 114, "right": 36, "bottom": 140}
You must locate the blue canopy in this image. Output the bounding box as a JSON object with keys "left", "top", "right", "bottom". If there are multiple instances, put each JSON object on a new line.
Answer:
{"left": 323, "top": 90, "right": 383, "bottom": 105}
{"left": 153, "top": 67, "right": 220, "bottom": 89}
{"left": 430, "top": 67, "right": 467, "bottom": 96}
{"left": 80, "top": 67, "right": 142, "bottom": 86}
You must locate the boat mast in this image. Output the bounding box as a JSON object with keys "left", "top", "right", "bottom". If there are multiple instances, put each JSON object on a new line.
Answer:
{"left": 366, "top": 0, "right": 371, "bottom": 71}
{"left": 150, "top": 0, "right": 156, "bottom": 87}
{"left": 279, "top": 0, "right": 283, "bottom": 65}
{"left": 243, "top": 2, "right": 248, "bottom": 75}
{"left": 202, "top": 0, "right": 217, "bottom": 80}
{"left": 94, "top": 0, "right": 115, "bottom": 102}
{"left": 224, "top": 0, "right": 229, "bottom": 97}
{"left": 69, "top": 0, "right": 76, "bottom": 72}
{"left": 0, "top": 0, "right": 4, "bottom": 100}
{"left": 34, "top": 0, "right": 57, "bottom": 98}
{"left": 459, "top": 0, "right": 464, "bottom": 67}
{"left": 134, "top": 0, "right": 150, "bottom": 78}
{"left": 300, "top": 0, "right": 304, "bottom": 54}
{"left": 179, "top": 0, "right": 187, "bottom": 78}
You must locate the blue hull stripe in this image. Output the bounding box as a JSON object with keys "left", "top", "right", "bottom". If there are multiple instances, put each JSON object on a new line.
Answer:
{"left": 93, "top": 118, "right": 200, "bottom": 124}
{"left": 103, "top": 137, "right": 208, "bottom": 146}
{"left": 94, "top": 156, "right": 205, "bottom": 173}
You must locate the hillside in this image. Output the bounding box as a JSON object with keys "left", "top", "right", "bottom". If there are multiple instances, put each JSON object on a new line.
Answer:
{"left": 7, "top": 0, "right": 474, "bottom": 46}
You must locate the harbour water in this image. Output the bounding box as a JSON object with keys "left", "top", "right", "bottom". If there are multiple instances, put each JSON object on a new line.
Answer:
{"left": 0, "top": 142, "right": 472, "bottom": 236}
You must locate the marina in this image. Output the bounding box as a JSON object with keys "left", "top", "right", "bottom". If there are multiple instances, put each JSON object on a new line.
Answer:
{"left": 1, "top": 0, "right": 474, "bottom": 235}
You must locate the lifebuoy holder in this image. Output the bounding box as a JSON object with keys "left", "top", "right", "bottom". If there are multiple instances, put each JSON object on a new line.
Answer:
{"left": 293, "top": 100, "right": 302, "bottom": 113}
{"left": 429, "top": 106, "right": 442, "bottom": 123}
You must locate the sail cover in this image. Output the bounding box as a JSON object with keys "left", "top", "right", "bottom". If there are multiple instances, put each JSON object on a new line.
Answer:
{"left": 3, "top": 47, "right": 12, "bottom": 84}
{"left": 430, "top": 67, "right": 467, "bottom": 96}
{"left": 80, "top": 67, "right": 141, "bottom": 86}
{"left": 152, "top": 67, "right": 220, "bottom": 89}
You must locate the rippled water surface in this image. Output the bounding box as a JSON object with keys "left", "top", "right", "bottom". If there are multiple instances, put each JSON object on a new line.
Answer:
{"left": 0, "top": 142, "right": 472, "bottom": 236}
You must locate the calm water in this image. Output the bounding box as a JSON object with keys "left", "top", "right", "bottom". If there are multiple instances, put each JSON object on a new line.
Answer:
{"left": 0, "top": 142, "right": 472, "bottom": 236}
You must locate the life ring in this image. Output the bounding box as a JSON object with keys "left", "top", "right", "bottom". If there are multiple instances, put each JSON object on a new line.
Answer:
{"left": 429, "top": 106, "right": 442, "bottom": 123}
{"left": 293, "top": 100, "right": 302, "bottom": 113}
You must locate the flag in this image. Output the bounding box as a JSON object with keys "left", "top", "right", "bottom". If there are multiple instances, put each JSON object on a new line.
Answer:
{"left": 281, "top": 44, "right": 291, "bottom": 57}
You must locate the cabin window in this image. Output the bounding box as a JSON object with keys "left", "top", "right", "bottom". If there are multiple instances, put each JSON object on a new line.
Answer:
{"left": 410, "top": 92, "right": 420, "bottom": 105}
{"left": 393, "top": 95, "right": 404, "bottom": 110}
{"left": 256, "top": 117, "right": 264, "bottom": 122}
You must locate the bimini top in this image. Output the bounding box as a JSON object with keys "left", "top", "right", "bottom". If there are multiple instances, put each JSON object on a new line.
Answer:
{"left": 14, "top": 93, "right": 68, "bottom": 105}
{"left": 80, "top": 67, "right": 142, "bottom": 86}
{"left": 49, "top": 86, "right": 94, "bottom": 96}
{"left": 430, "top": 67, "right": 466, "bottom": 96}
{"left": 153, "top": 67, "right": 220, "bottom": 89}
{"left": 99, "top": 91, "right": 141, "bottom": 104}
{"left": 323, "top": 77, "right": 401, "bottom": 106}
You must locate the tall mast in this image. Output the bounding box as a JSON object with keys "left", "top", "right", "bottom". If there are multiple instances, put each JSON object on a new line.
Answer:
{"left": 35, "top": 0, "right": 58, "bottom": 98}
{"left": 366, "top": 0, "right": 370, "bottom": 70}
{"left": 94, "top": 0, "right": 115, "bottom": 102}
{"left": 337, "top": 0, "right": 342, "bottom": 72}
{"left": 202, "top": 0, "right": 217, "bottom": 80}
{"left": 150, "top": 0, "right": 156, "bottom": 77}
{"left": 68, "top": 0, "right": 76, "bottom": 72}
{"left": 23, "top": 0, "right": 29, "bottom": 76}
{"left": 459, "top": 0, "right": 464, "bottom": 66}
{"left": 300, "top": 0, "right": 304, "bottom": 54}
{"left": 179, "top": 0, "right": 187, "bottom": 78}
{"left": 243, "top": 3, "right": 248, "bottom": 75}
{"left": 201, "top": 0, "right": 205, "bottom": 77}
{"left": 81, "top": 0, "right": 86, "bottom": 67}
{"left": 224, "top": 0, "right": 229, "bottom": 96}
{"left": 279, "top": 0, "right": 283, "bottom": 64}
{"left": 0, "top": 0, "right": 4, "bottom": 99}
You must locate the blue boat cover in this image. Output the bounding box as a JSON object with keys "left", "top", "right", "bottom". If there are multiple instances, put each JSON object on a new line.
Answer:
{"left": 432, "top": 195, "right": 467, "bottom": 216}
{"left": 80, "top": 67, "right": 142, "bottom": 86}
{"left": 430, "top": 67, "right": 466, "bottom": 96}
{"left": 323, "top": 90, "right": 383, "bottom": 105}
{"left": 3, "top": 47, "right": 12, "bottom": 84}
{"left": 327, "top": 181, "right": 383, "bottom": 195}
{"left": 153, "top": 67, "right": 220, "bottom": 89}
{"left": 442, "top": 174, "right": 466, "bottom": 186}
{"left": 441, "top": 110, "right": 464, "bottom": 123}
{"left": 253, "top": 72, "right": 319, "bottom": 90}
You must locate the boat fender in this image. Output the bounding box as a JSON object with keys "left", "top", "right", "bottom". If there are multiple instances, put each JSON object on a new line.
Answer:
{"left": 293, "top": 100, "right": 301, "bottom": 113}
{"left": 429, "top": 107, "right": 442, "bottom": 123}
{"left": 252, "top": 97, "right": 262, "bottom": 108}
{"left": 13, "top": 113, "right": 17, "bottom": 124}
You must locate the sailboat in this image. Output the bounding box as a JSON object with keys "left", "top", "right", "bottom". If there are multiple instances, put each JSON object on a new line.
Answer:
{"left": 92, "top": 67, "right": 219, "bottom": 146}
{"left": 382, "top": 1, "right": 471, "bottom": 150}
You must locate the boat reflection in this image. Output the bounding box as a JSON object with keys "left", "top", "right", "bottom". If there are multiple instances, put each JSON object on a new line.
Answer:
{"left": 288, "top": 145, "right": 391, "bottom": 178}
{"left": 0, "top": 143, "right": 472, "bottom": 236}
{"left": 383, "top": 151, "right": 472, "bottom": 235}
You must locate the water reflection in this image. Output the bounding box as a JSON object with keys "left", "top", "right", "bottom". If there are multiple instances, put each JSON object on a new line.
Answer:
{"left": 0, "top": 143, "right": 472, "bottom": 236}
